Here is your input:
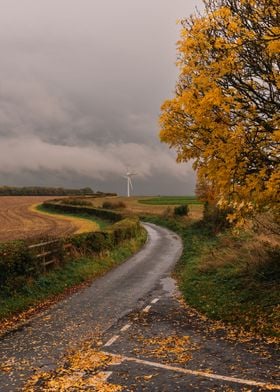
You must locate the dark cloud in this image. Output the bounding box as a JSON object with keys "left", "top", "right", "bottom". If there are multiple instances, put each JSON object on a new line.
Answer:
{"left": 0, "top": 0, "right": 202, "bottom": 195}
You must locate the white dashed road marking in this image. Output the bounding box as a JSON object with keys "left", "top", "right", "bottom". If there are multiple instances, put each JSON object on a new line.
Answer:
{"left": 102, "top": 371, "right": 113, "bottom": 381}
{"left": 151, "top": 298, "right": 159, "bottom": 304}
{"left": 102, "top": 351, "right": 280, "bottom": 390}
{"left": 143, "top": 305, "right": 151, "bottom": 313}
{"left": 120, "top": 323, "right": 131, "bottom": 332}
{"left": 104, "top": 335, "right": 120, "bottom": 347}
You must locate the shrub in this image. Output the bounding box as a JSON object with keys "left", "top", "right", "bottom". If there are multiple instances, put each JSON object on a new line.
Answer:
{"left": 110, "top": 217, "right": 140, "bottom": 243}
{"left": 0, "top": 241, "right": 40, "bottom": 293}
{"left": 174, "top": 204, "right": 189, "bottom": 217}
{"left": 62, "top": 199, "right": 92, "bottom": 206}
{"left": 252, "top": 244, "right": 280, "bottom": 283}
{"left": 102, "top": 201, "right": 126, "bottom": 210}
{"left": 68, "top": 231, "right": 112, "bottom": 254}
{"left": 42, "top": 202, "right": 123, "bottom": 222}
{"left": 67, "top": 217, "right": 140, "bottom": 254}
{"left": 202, "top": 202, "right": 231, "bottom": 233}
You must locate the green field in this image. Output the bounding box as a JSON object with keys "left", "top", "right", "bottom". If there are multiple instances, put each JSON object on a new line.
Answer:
{"left": 138, "top": 196, "right": 202, "bottom": 205}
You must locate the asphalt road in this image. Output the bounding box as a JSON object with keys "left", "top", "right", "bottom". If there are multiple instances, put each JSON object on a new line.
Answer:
{"left": 2, "top": 222, "right": 278, "bottom": 391}
{"left": 0, "top": 222, "right": 183, "bottom": 391}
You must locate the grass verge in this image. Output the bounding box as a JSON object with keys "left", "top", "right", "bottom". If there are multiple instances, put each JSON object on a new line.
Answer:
{"left": 0, "top": 228, "right": 147, "bottom": 325}
{"left": 142, "top": 215, "right": 279, "bottom": 338}
{"left": 35, "top": 203, "right": 109, "bottom": 230}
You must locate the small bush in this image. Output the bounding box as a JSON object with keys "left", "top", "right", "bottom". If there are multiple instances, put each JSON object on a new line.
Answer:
{"left": 68, "top": 231, "right": 112, "bottom": 254}
{"left": 174, "top": 204, "right": 189, "bottom": 217}
{"left": 62, "top": 199, "right": 92, "bottom": 206}
{"left": 252, "top": 244, "right": 280, "bottom": 282}
{"left": 202, "top": 202, "right": 231, "bottom": 233}
{"left": 102, "top": 201, "right": 126, "bottom": 210}
{"left": 67, "top": 217, "right": 140, "bottom": 255}
{"left": 0, "top": 241, "right": 40, "bottom": 293}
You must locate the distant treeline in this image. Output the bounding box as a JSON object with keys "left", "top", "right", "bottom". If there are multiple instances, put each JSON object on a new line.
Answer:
{"left": 0, "top": 186, "right": 94, "bottom": 196}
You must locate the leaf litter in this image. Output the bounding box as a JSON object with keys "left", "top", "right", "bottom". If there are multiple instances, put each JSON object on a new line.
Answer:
{"left": 134, "top": 334, "right": 198, "bottom": 364}
{"left": 24, "top": 341, "right": 123, "bottom": 391}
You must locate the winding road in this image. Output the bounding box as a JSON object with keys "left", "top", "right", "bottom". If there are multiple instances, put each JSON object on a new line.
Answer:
{"left": 1, "top": 222, "right": 279, "bottom": 391}
{"left": 0, "top": 223, "right": 183, "bottom": 391}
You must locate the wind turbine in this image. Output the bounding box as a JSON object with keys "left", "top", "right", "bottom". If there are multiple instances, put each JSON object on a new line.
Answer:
{"left": 123, "top": 170, "right": 137, "bottom": 197}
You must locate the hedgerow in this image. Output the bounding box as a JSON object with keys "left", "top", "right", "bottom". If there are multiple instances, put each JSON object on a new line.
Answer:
{"left": 0, "top": 204, "right": 141, "bottom": 294}
{"left": 67, "top": 217, "right": 140, "bottom": 255}
{"left": 43, "top": 201, "right": 123, "bottom": 222}
{"left": 0, "top": 241, "right": 41, "bottom": 293}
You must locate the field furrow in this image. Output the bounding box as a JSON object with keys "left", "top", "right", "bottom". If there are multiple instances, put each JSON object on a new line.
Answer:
{"left": 0, "top": 196, "right": 77, "bottom": 242}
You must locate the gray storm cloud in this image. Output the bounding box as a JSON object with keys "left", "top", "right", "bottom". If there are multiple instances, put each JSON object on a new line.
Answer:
{"left": 0, "top": 0, "right": 202, "bottom": 194}
{"left": 0, "top": 137, "right": 192, "bottom": 180}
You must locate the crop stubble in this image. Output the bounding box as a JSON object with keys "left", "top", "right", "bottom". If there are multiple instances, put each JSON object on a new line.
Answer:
{"left": 0, "top": 196, "right": 76, "bottom": 242}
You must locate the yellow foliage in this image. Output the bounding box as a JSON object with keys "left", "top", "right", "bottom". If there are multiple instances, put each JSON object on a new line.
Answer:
{"left": 160, "top": 0, "right": 280, "bottom": 226}
{"left": 24, "top": 346, "right": 122, "bottom": 391}
{"left": 135, "top": 335, "right": 198, "bottom": 364}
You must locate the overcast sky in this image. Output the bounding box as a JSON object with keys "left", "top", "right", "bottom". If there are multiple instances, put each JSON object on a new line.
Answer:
{"left": 0, "top": 0, "right": 202, "bottom": 195}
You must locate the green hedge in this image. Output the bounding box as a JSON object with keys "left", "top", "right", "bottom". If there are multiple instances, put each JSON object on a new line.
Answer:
{"left": 67, "top": 217, "right": 140, "bottom": 254}
{"left": 174, "top": 204, "right": 189, "bottom": 217}
{"left": 43, "top": 201, "right": 123, "bottom": 222}
{"left": 0, "top": 213, "right": 141, "bottom": 293}
{"left": 0, "top": 241, "right": 41, "bottom": 293}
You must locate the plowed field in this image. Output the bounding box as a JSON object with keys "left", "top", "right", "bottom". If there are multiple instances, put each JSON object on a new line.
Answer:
{"left": 0, "top": 196, "right": 77, "bottom": 242}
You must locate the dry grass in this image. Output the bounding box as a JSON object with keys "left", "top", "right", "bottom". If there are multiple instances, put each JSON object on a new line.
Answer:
{"left": 194, "top": 209, "right": 280, "bottom": 275}
{"left": 84, "top": 196, "right": 203, "bottom": 220}
{"left": 197, "top": 231, "right": 279, "bottom": 275}
{"left": 252, "top": 212, "right": 280, "bottom": 247}
{"left": 145, "top": 216, "right": 280, "bottom": 337}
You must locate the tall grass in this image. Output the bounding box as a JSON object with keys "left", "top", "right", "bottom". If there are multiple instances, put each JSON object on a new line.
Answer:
{"left": 142, "top": 215, "right": 280, "bottom": 338}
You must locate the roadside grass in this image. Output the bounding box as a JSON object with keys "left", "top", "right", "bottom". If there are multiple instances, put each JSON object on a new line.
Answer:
{"left": 138, "top": 196, "right": 202, "bottom": 205}
{"left": 142, "top": 215, "right": 279, "bottom": 338}
{"left": 0, "top": 228, "right": 147, "bottom": 323}
{"left": 35, "top": 204, "right": 109, "bottom": 230}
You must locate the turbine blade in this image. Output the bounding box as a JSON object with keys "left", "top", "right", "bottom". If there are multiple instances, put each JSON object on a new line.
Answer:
{"left": 129, "top": 178, "right": 133, "bottom": 190}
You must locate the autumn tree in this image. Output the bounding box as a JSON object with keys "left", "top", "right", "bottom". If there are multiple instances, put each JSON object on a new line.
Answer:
{"left": 160, "top": 0, "right": 279, "bottom": 226}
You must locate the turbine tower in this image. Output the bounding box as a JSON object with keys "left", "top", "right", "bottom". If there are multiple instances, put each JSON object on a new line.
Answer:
{"left": 124, "top": 170, "right": 137, "bottom": 197}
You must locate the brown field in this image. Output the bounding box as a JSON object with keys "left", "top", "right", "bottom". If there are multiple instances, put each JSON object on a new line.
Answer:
{"left": 0, "top": 195, "right": 203, "bottom": 243}
{"left": 0, "top": 196, "right": 97, "bottom": 242}
{"left": 85, "top": 196, "right": 203, "bottom": 220}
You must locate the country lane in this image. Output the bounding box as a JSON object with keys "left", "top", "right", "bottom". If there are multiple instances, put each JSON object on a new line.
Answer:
{"left": 0, "top": 223, "right": 183, "bottom": 391}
